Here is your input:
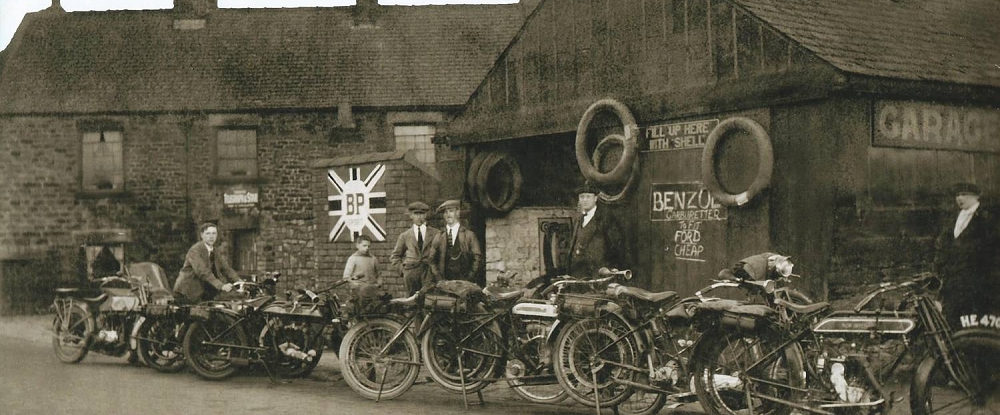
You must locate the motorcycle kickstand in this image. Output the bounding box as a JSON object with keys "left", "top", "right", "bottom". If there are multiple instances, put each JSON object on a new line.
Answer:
{"left": 593, "top": 368, "right": 602, "bottom": 415}
{"left": 459, "top": 351, "right": 469, "bottom": 409}
{"left": 376, "top": 366, "right": 389, "bottom": 403}
{"left": 262, "top": 360, "right": 279, "bottom": 385}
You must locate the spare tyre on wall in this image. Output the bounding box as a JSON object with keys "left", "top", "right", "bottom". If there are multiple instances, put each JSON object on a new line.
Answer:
{"left": 575, "top": 98, "right": 639, "bottom": 186}
{"left": 467, "top": 151, "right": 523, "bottom": 213}
{"left": 700, "top": 117, "right": 774, "bottom": 206}
{"left": 589, "top": 134, "right": 639, "bottom": 204}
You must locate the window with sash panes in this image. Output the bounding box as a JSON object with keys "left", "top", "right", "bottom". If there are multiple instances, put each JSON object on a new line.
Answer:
{"left": 81, "top": 130, "right": 124, "bottom": 191}
{"left": 217, "top": 129, "right": 258, "bottom": 179}
{"left": 393, "top": 125, "right": 436, "bottom": 164}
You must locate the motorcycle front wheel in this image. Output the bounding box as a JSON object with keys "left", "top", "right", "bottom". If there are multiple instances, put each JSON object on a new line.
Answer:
{"left": 183, "top": 313, "right": 247, "bottom": 380}
{"left": 553, "top": 313, "right": 640, "bottom": 408}
{"left": 691, "top": 327, "right": 803, "bottom": 415}
{"left": 52, "top": 303, "right": 93, "bottom": 363}
{"left": 910, "top": 329, "right": 1000, "bottom": 415}
{"left": 259, "top": 322, "right": 325, "bottom": 378}
{"left": 136, "top": 318, "right": 186, "bottom": 373}
{"left": 339, "top": 318, "right": 420, "bottom": 401}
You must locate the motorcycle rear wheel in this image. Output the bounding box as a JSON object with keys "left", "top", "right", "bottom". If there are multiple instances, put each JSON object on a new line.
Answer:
{"left": 52, "top": 303, "right": 93, "bottom": 363}
{"left": 339, "top": 318, "right": 420, "bottom": 401}
{"left": 910, "top": 330, "right": 1000, "bottom": 415}
{"left": 505, "top": 321, "right": 567, "bottom": 404}
{"left": 260, "top": 322, "right": 325, "bottom": 378}
{"left": 421, "top": 309, "right": 503, "bottom": 394}
{"left": 183, "top": 314, "right": 247, "bottom": 380}
{"left": 137, "top": 318, "right": 186, "bottom": 373}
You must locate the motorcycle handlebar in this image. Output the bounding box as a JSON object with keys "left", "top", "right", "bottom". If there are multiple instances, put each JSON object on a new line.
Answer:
{"left": 853, "top": 273, "right": 941, "bottom": 313}
{"left": 597, "top": 267, "right": 632, "bottom": 280}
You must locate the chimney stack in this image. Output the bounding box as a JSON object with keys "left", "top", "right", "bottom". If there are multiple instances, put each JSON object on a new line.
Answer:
{"left": 48, "top": 0, "right": 65, "bottom": 12}
{"left": 174, "top": 0, "right": 217, "bottom": 16}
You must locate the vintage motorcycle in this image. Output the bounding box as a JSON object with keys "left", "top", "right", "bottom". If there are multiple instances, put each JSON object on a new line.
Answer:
{"left": 131, "top": 272, "right": 275, "bottom": 373}
{"left": 51, "top": 262, "right": 169, "bottom": 364}
{"left": 690, "top": 272, "right": 1000, "bottom": 415}
{"left": 182, "top": 275, "right": 347, "bottom": 381}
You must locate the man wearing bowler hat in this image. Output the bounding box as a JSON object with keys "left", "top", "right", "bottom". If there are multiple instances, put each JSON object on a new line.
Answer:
{"left": 432, "top": 199, "right": 483, "bottom": 286}
{"left": 567, "top": 182, "right": 626, "bottom": 279}
{"left": 933, "top": 182, "right": 999, "bottom": 328}
{"left": 390, "top": 201, "right": 441, "bottom": 294}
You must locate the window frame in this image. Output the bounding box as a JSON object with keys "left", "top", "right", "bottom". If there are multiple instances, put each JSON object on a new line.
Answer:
{"left": 77, "top": 120, "right": 127, "bottom": 197}
{"left": 213, "top": 127, "right": 260, "bottom": 184}
{"left": 393, "top": 124, "right": 437, "bottom": 164}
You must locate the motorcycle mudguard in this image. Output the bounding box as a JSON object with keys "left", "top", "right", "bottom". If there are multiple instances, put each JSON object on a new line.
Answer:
{"left": 416, "top": 313, "right": 436, "bottom": 338}
{"left": 598, "top": 303, "right": 648, "bottom": 354}
{"left": 544, "top": 319, "right": 563, "bottom": 344}
{"left": 129, "top": 316, "right": 147, "bottom": 350}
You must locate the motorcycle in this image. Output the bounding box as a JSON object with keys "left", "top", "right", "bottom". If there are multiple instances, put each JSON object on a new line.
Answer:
{"left": 51, "top": 262, "right": 168, "bottom": 364}
{"left": 690, "top": 272, "right": 1000, "bottom": 415}
{"left": 182, "top": 274, "right": 346, "bottom": 381}
{"left": 131, "top": 271, "right": 275, "bottom": 373}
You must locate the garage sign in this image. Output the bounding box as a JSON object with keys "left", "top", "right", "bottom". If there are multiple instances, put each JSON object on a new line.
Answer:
{"left": 327, "top": 164, "right": 387, "bottom": 242}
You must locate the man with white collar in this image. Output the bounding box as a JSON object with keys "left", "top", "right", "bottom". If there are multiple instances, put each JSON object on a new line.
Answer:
{"left": 390, "top": 201, "right": 441, "bottom": 295}
{"left": 567, "top": 182, "right": 625, "bottom": 279}
{"left": 432, "top": 199, "right": 483, "bottom": 286}
{"left": 934, "top": 182, "right": 999, "bottom": 328}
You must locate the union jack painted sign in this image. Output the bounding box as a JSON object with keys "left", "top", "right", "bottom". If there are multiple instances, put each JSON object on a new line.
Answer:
{"left": 327, "top": 164, "right": 387, "bottom": 242}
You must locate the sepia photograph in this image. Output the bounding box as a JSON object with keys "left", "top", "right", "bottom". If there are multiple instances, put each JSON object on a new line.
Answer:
{"left": 0, "top": 0, "right": 997, "bottom": 414}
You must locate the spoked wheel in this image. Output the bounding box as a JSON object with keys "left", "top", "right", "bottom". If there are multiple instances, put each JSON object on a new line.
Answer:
{"left": 911, "top": 331, "right": 1000, "bottom": 415}
{"left": 554, "top": 313, "right": 640, "bottom": 408}
{"left": 505, "top": 322, "right": 567, "bottom": 404}
{"left": 52, "top": 303, "right": 93, "bottom": 363}
{"left": 421, "top": 312, "right": 503, "bottom": 394}
{"left": 339, "top": 318, "right": 420, "bottom": 401}
{"left": 691, "top": 328, "right": 803, "bottom": 415}
{"left": 137, "top": 318, "right": 186, "bottom": 373}
{"left": 260, "top": 322, "right": 325, "bottom": 378}
{"left": 183, "top": 313, "right": 248, "bottom": 380}
{"left": 616, "top": 373, "right": 667, "bottom": 415}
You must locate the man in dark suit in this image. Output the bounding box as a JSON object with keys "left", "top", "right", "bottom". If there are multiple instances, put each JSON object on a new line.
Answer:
{"left": 934, "top": 182, "right": 1000, "bottom": 328}
{"left": 432, "top": 199, "right": 483, "bottom": 285}
{"left": 390, "top": 202, "right": 441, "bottom": 295}
{"left": 567, "top": 183, "right": 626, "bottom": 279}
{"left": 173, "top": 223, "right": 243, "bottom": 303}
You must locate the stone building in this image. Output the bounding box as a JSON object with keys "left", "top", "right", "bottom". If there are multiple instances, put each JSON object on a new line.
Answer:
{"left": 0, "top": 0, "right": 532, "bottom": 313}
{"left": 445, "top": 0, "right": 1000, "bottom": 299}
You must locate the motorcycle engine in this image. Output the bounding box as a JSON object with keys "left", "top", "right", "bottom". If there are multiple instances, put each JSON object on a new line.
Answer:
{"left": 807, "top": 335, "right": 905, "bottom": 404}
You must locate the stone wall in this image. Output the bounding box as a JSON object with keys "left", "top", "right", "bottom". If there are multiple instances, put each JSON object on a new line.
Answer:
{"left": 484, "top": 207, "right": 576, "bottom": 287}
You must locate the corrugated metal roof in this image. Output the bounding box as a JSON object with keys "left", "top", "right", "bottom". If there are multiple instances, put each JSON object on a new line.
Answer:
{"left": 734, "top": 0, "right": 1000, "bottom": 87}
{"left": 0, "top": 4, "right": 528, "bottom": 114}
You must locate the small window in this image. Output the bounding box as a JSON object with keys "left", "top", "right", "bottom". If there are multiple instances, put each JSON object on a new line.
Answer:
{"left": 85, "top": 244, "right": 124, "bottom": 279}
{"left": 217, "top": 129, "right": 258, "bottom": 178}
{"left": 82, "top": 131, "right": 124, "bottom": 191}
{"left": 394, "top": 125, "right": 436, "bottom": 164}
{"left": 232, "top": 229, "right": 258, "bottom": 275}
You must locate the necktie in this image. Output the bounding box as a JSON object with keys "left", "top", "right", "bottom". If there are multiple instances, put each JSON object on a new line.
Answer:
{"left": 448, "top": 228, "right": 454, "bottom": 247}
{"left": 209, "top": 250, "right": 218, "bottom": 277}
{"left": 417, "top": 227, "right": 424, "bottom": 251}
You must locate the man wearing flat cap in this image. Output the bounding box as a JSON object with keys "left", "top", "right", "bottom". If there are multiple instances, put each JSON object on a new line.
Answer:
{"left": 390, "top": 201, "right": 441, "bottom": 294}
{"left": 567, "top": 182, "right": 626, "bottom": 279}
{"left": 431, "top": 199, "right": 483, "bottom": 286}
{"left": 933, "top": 182, "right": 1000, "bottom": 328}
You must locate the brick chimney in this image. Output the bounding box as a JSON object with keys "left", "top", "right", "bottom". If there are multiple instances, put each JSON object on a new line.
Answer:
{"left": 174, "top": 0, "right": 217, "bottom": 16}
{"left": 47, "top": 0, "right": 65, "bottom": 12}
{"left": 352, "top": 0, "right": 382, "bottom": 28}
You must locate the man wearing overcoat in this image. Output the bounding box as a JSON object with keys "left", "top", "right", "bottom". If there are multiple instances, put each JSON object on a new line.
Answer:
{"left": 567, "top": 183, "right": 626, "bottom": 279}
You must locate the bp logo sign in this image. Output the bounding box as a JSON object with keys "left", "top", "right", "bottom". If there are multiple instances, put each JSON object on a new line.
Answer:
{"left": 327, "top": 164, "right": 387, "bottom": 242}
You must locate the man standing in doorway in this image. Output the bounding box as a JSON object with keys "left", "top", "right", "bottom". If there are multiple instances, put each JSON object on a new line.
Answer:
{"left": 433, "top": 199, "right": 483, "bottom": 286}
{"left": 390, "top": 202, "right": 441, "bottom": 295}
{"left": 567, "top": 183, "right": 626, "bottom": 279}
{"left": 934, "top": 182, "right": 999, "bottom": 329}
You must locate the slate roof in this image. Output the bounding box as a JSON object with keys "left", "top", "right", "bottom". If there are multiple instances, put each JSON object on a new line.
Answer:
{"left": 733, "top": 0, "right": 1000, "bottom": 88}
{"left": 0, "top": 4, "right": 528, "bottom": 114}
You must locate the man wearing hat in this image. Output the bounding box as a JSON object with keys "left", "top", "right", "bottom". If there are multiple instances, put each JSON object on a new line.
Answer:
{"left": 567, "top": 182, "right": 626, "bottom": 279}
{"left": 431, "top": 199, "right": 483, "bottom": 285}
{"left": 933, "top": 182, "right": 999, "bottom": 328}
{"left": 390, "top": 201, "right": 441, "bottom": 295}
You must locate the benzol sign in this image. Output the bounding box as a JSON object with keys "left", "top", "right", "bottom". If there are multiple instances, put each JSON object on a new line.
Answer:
{"left": 875, "top": 100, "right": 1000, "bottom": 153}
{"left": 650, "top": 183, "right": 727, "bottom": 222}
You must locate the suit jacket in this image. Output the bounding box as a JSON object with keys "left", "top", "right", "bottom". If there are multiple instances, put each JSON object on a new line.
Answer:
{"left": 935, "top": 205, "right": 998, "bottom": 291}
{"left": 390, "top": 225, "right": 441, "bottom": 277}
{"left": 432, "top": 225, "right": 483, "bottom": 284}
{"left": 173, "top": 242, "right": 241, "bottom": 302}
{"left": 567, "top": 206, "right": 625, "bottom": 279}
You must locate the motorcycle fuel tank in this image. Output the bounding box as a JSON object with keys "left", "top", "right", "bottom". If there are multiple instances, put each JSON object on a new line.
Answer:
{"left": 812, "top": 316, "right": 916, "bottom": 335}
{"left": 512, "top": 302, "right": 558, "bottom": 318}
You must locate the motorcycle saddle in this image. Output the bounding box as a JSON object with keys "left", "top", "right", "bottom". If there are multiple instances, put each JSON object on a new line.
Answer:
{"left": 616, "top": 286, "right": 677, "bottom": 305}
{"left": 483, "top": 286, "right": 523, "bottom": 302}
{"left": 774, "top": 298, "right": 829, "bottom": 314}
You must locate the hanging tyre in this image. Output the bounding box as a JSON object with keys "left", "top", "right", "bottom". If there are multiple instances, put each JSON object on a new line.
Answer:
{"left": 700, "top": 117, "right": 773, "bottom": 206}
{"left": 575, "top": 98, "right": 639, "bottom": 186}
{"left": 466, "top": 152, "right": 491, "bottom": 208}
{"left": 590, "top": 133, "right": 639, "bottom": 204}
{"left": 474, "top": 152, "right": 522, "bottom": 213}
